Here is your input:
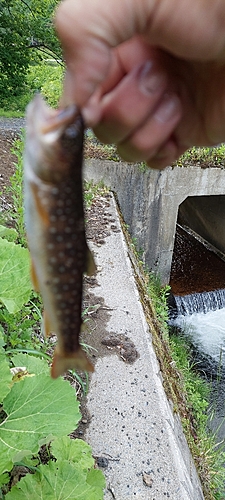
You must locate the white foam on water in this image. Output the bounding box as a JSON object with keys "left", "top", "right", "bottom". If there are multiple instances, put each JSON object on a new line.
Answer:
{"left": 173, "top": 307, "right": 225, "bottom": 363}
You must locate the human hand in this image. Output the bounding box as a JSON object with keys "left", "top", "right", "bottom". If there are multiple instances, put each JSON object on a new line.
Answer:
{"left": 55, "top": 0, "right": 225, "bottom": 169}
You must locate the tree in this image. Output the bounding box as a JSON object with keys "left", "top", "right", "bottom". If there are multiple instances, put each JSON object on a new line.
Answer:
{"left": 0, "top": 0, "right": 61, "bottom": 99}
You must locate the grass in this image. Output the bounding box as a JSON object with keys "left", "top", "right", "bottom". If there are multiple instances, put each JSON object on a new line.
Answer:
{"left": 174, "top": 144, "right": 225, "bottom": 169}
{"left": 0, "top": 109, "right": 25, "bottom": 118}
{"left": 83, "top": 179, "right": 109, "bottom": 208}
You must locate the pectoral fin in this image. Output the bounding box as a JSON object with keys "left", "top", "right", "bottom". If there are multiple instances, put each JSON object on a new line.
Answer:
{"left": 85, "top": 247, "right": 96, "bottom": 276}
{"left": 31, "top": 182, "right": 49, "bottom": 226}
{"left": 31, "top": 260, "right": 40, "bottom": 292}
{"left": 51, "top": 346, "right": 94, "bottom": 379}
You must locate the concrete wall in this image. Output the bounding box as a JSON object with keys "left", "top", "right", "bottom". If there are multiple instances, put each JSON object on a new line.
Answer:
{"left": 84, "top": 160, "right": 225, "bottom": 284}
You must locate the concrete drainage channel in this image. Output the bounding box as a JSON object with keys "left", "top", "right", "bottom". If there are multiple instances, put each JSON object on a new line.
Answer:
{"left": 83, "top": 165, "right": 204, "bottom": 499}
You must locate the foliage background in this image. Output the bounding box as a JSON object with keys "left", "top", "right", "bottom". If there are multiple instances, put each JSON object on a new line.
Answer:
{"left": 0, "top": 0, "right": 62, "bottom": 106}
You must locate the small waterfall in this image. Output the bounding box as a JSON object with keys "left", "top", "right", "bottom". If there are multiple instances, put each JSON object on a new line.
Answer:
{"left": 174, "top": 289, "right": 225, "bottom": 316}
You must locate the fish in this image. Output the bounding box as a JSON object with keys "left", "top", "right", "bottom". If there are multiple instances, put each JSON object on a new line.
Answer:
{"left": 24, "top": 93, "right": 95, "bottom": 378}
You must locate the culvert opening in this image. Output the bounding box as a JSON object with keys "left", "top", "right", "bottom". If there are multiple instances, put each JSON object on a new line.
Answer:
{"left": 169, "top": 195, "right": 225, "bottom": 306}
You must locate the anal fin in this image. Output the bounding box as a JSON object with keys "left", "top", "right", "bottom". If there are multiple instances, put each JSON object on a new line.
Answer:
{"left": 43, "top": 310, "right": 54, "bottom": 338}
{"left": 85, "top": 246, "right": 96, "bottom": 276}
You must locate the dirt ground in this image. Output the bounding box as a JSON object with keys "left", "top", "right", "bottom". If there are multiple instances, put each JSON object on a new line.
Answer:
{"left": 0, "top": 133, "right": 18, "bottom": 209}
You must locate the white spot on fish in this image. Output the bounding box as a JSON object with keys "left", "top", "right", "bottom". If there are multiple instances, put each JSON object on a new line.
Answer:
{"left": 57, "top": 200, "right": 64, "bottom": 208}
{"left": 56, "top": 208, "right": 63, "bottom": 215}
{"left": 65, "top": 227, "right": 72, "bottom": 233}
{"left": 62, "top": 284, "right": 69, "bottom": 291}
{"left": 51, "top": 187, "right": 59, "bottom": 195}
{"left": 56, "top": 235, "right": 63, "bottom": 242}
{"left": 49, "top": 257, "right": 57, "bottom": 264}
{"left": 66, "top": 242, "right": 73, "bottom": 249}
{"left": 47, "top": 243, "right": 55, "bottom": 250}
{"left": 50, "top": 215, "right": 57, "bottom": 222}
{"left": 58, "top": 251, "right": 65, "bottom": 258}
{"left": 52, "top": 277, "right": 60, "bottom": 284}
{"left": 50, "top": 227, "right": 56, "bottom": 234}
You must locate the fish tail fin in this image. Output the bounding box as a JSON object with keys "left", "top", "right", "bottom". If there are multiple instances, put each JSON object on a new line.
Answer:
{"left": 51, "top": 346, "right": 94, "bottom": 379}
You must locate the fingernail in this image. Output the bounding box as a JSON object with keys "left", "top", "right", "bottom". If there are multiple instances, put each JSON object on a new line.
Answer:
{"left": 154, "top": 93, "right": 181, "bottom": 123}
{"left": 139, "top": 61, "right": 167, "bottom": 95}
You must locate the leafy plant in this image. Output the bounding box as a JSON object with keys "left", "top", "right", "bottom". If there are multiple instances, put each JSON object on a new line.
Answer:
{"left": 0, "top": 297, "right": 44, "bottom": 353}
{"left": 147, "top": 272, "right": 170, "bottom": 333}
{"left": 0, "top": 349, "right": 105, "bottom": 498}
{"left": 0, "top": 353, "right": 81, "bottom": 476}
{"left": 0, "top": 226, "right": 17, "bottom": 243}
{"left": 0, "top": 237, "right": 31, "bottom": 314}
{"left": 27, "top": 63, "right": 64, "bottom": 107}
{"left": 0, "top": 0, "right": 61, "bottom": 104}
{"left": 0, "top": 347, "right": 105, "bottom": 498}
{"left": 6, "top": 437, "right": 105, "bottom": 500}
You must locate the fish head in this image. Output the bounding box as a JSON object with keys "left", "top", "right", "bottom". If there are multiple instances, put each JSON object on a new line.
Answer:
{"left": 25, "top": 94, "right": 84, "bottom": 183}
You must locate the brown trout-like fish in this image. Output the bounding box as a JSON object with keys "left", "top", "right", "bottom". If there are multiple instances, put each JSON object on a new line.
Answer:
{"left": 24, "top": 94, "right": 95, "bottom": 378}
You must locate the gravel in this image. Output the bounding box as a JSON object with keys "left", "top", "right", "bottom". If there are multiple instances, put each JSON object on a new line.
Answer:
{"left": 0, "top": 118, "right": 26, "bottom": 134}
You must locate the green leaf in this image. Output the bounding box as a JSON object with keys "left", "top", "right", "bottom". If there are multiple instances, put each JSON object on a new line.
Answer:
{"left": 6, "top": 460, "right": 105, "bottom": 500}
{"left": 0, "top": 471, "right": 10, "bottom": 488}
{"left": 0, "top": 352, "right": 12, "bottom": 403}
{"left": 11, "top": 354, "right": 49, "bottom": 376}
{"left": 87, "top": 468, "right": 106, "bottom": 492}
{"left": 0, "top": 238, "right": 32, "bottom": 313}
{"left": 0, "top": 374, "right": 81, "bottom": 475}
{"left": 51, "top": 436, "right": 95, "bottom": 471}
{"left": 0, "top": 225, "right": 18, "bottom": 242}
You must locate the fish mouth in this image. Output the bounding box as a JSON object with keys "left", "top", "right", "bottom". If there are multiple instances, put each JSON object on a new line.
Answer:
{"left": 26, "top": 93, "right": 80, "bottom": 142}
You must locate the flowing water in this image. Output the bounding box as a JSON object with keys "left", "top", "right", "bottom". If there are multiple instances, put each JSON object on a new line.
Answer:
{"left": 169, "top": 225, "right": 225, "bottom": 444}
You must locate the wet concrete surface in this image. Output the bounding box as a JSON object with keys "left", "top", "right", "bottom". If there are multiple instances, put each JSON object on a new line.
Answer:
{"left": 83, "top": 195, "right": 204, "bottom": 500}
{"left": 170, "top": 226, "right": 225, "bottom": 295}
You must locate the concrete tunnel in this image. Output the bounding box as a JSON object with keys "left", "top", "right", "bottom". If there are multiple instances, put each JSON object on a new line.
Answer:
{"left": 177, "top": 195, "right": 225, "bottom": 258}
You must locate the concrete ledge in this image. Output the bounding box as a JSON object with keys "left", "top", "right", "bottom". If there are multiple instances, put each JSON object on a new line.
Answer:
{"left": 85, "top": 193, "right": 204, "bottom": 499}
